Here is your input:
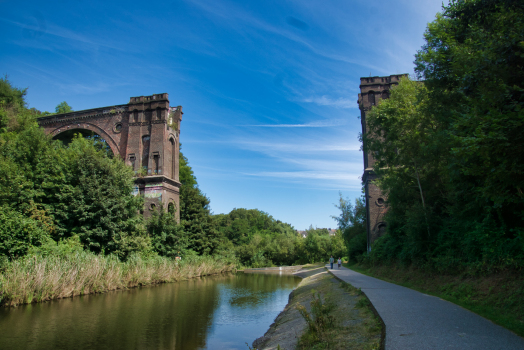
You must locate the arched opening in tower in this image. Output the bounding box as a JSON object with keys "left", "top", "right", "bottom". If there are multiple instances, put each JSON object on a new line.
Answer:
{"left": 52, "top": 129, "right": 114, "bottom": 158}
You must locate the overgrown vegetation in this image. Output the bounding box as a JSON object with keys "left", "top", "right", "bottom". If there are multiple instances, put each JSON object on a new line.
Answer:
{"left": 215, "top": 210, "right": 346, "bottom": 267}
{"left": 0, "top": 76, "right": 346, "bottom": 305}
{"left": 332, "top": 193, "right": 368, "bottom": 262}
{"left": 297, "top": 293, "right": 335, "bottom": 346}
{"left": 294, "top": 273, "right": 382, "bottom": 350}
{"left": 0, "top": 237, "right": 236, "bottom": 307}
{"left": 358, "top": 0, "right": 524, "bottom": 272}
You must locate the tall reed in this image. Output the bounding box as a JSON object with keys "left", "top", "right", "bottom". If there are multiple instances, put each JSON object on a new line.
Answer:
{"left": 0, "top": 252, "right": 236, "bottom": 306}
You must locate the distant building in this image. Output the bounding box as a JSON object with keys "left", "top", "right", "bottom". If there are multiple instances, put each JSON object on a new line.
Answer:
{"left": 297, "top": 228, "right": 337, "bottom": 238}
{"left": 297, "top": 230, "right": 307, "bottom": 238}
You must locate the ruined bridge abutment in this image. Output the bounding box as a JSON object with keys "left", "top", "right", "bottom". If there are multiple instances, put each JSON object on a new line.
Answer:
{"left": 37, "top": 93, "right": 183, "bottom": 219}
{"left": 358, "top": 74, "right": 408, "bottom": 251}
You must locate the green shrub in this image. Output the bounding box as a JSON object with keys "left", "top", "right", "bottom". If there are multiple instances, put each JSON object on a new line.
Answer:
{"left": 0, "top": 205, "right": 50, "bottom": 260}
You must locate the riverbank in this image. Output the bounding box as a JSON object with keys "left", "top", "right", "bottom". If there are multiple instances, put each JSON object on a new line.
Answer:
{"left": 0, "top": 252, "right": 236, "bottom": 307}
{"left": 252, "top": 267, "right": 382, "bottom": 350}
{"left": 345, "top": 262, "right": 524, "bottom": 338}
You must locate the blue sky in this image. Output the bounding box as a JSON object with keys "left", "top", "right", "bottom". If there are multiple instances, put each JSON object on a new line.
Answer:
{"left": 1, "top": 0, "right": 448, "bottom": 230}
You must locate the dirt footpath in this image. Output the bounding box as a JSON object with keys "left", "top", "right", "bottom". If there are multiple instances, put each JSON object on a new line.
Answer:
{"left": 252, "top": 267, "right": 382, "bottom": 350}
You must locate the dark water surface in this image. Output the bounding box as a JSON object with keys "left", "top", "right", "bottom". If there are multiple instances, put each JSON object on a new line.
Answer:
{"left": 0, "top": 272, "right": 300, "bottom": 350}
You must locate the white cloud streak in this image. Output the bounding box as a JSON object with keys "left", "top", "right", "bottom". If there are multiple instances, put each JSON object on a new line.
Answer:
{"left": 235, "top": 140, "right": 361, "bottom": 154}
{"left": 186, "top": 0, "right": 390, "bottom": 73}
{"left": 302, "top": 96, "right": 356, "bottom": 109}
{"left": 244, "top": 119, "right": 347, "bottom": 128}
{"left": 243, "top": 170, "right": 362, "bottom": 190}
{"left": 0, "top": 17, "right": 127, "bottom": 52}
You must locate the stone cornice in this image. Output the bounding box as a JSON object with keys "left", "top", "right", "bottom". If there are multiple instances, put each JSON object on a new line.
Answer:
{"left": 37, "top": 106, "right": 127, "bottom": 126}
{"left": 134, "top": 175, "right": 181, "bottom": 188}
{"left": 129, "top": 120, "right": 167, "bottom": 127}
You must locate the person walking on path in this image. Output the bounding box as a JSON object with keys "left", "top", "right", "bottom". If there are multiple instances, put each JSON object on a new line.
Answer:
{"left": 337, "top": 257, "right": 341, "bottom": 269}
{"left": 329, "top": 256, "right": 334, "bottom": 269}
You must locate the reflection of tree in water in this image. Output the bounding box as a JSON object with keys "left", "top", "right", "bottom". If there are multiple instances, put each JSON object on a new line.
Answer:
{"left": 0, "top": 276, "right": 223, "bottom": 350}
{"left": 227, "top": 273, "right": 300, "bottom": 309}
{"left": 171, "top": 276, "right": 225, "bottom": 349}
{"left": 53, "top": 129, "right": 113, "bottom": 157}
{"left": 0, "top": 273, "right": 300, "bottom": 350}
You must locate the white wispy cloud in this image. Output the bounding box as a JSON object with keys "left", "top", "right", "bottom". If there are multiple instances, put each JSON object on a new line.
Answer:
{"left": 243, "top": 170, "right": 362, "bottom": 190}
{"left": 186, "top": 0, "right": 390, "bottom": 73}
{"left": 0, "top": 17, "right": 127, "bottom": 52}
{"left": 279, "top": 158, "right": 361, "bottom": 171}
{"left": 244, "top": 119, "right": 347, "bottom": 128}
{"left": 234, "top": 140, "right": 361, "bottom": 154}
{"left": 302, "top": 96, "right": 356, "bottom": 109}
{"left": 246, "top": 170, "right": 357, "bottom": 180}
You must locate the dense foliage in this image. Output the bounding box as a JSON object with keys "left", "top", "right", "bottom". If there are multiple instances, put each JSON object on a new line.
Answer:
{"left": 0, "top": 76, "right": 345, "bottom": 267}
{"left": 0, "top": 77, "right": 148, "bottom": 260}
{"left": 214, "top": 209, "right": 345, "bottom": 266}
{"left": 363, "top": 0, "right": 524, "bottom": 271}
{"left": 332, "top": 194, "right": 367, "bottom": 262}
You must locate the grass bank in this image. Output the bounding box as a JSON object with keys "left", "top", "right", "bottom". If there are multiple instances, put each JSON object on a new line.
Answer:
{"left": 253, "top": 268, "right": 382, "bottom": 350}
{"left": 345, "top": 262, "right": 524, "bottom": 337}
{"left": 0, "top": 252, "right": 236, "bottom": 307}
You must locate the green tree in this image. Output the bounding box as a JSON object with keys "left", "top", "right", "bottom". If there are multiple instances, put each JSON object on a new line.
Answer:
{"left": 55, "top": 101, "right": 73, "bottom": 114}
{"left": 51, "top": 136, "right": 146, "bottom": 257}
{"left": 333, "top": 194, "right": 368, "bottom": 261}
{"left": 301, "top": 226, "right": 345, "bottom": 263}
{"left": 146, "top": 205, "right": 188, "bottom": 258}
{"left": 180, "top": 185, "right": 222, "bottom": 255}
{"left": 362, "top": 0, "right": 524, "bottom": 269}
{"left": 0, "top": 76, "right": 38, "bottom": 134}
{"left": 0, "top": 205, "right": 50, "bottom": 259}
{"left": 414, "top": 0, "right": 524, "bottom": 230}
{"left": 178, "top": 151, "right": 222, "bottom": 255}
{"left": 364, "top": 77, "right": 449, "bottom": 248}
{"left": 0, "top": 77, "right": 148, "bottom": 260}
{"left": 214, "top": 208, "right": 299, "bottom": 266}
{"left": 179, "top": 149, "right": 197, "bottom": 188}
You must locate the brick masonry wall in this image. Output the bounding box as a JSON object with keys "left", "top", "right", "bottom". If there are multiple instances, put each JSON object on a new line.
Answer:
{"left": 37, "top": 94, "right": 183, "bottom": 221}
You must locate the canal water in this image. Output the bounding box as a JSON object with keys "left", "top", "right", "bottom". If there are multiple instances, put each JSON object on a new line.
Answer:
{"left": 0, "top": 272, "right": 300, "bottom": 350}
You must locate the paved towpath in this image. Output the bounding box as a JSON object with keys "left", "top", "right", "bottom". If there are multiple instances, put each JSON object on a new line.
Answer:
{"left": 326, "top": 265, "right": 524, "bottom": 350}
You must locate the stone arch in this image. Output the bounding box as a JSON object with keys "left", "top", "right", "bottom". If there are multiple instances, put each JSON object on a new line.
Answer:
{"left": 50, "top": 123, "right": 120, "bottom": 157}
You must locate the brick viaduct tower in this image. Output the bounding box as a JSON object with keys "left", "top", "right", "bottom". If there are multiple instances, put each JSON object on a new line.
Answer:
{"left": 37, "top": 94, "right": 183, "bottom": 219}
{"left": 358, "top": 74, "right": 407, "bottom": 251}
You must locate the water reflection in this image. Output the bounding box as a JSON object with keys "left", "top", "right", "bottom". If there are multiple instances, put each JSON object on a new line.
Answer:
{"left": 0, "top": 272, "right": 300, "bottom": 350}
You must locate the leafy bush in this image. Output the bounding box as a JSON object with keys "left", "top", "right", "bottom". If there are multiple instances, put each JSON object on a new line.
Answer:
{"left": 0, "top": 205, "right": 50, "bottom": 259}
{"left": 147, "top": 205, "right": 188, "bottom": 258}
